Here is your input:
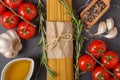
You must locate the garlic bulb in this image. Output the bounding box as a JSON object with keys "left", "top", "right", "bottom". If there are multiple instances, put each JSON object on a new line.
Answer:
{"left": 102, "top": 27, "right": 118, "bottom": 39}
{"left": 0, "top": 30, "right": 22, "bottom": 58}
{"left": 93, "top": 21, "right": 107, "bottom": 36}
{"left": 106, "top": 18, "right": 114, "bottom": 32}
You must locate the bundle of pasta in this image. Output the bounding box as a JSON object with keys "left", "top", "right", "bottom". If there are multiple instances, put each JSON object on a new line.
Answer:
{"left": 46, "top": 0, "right": 74, "bottom": 80}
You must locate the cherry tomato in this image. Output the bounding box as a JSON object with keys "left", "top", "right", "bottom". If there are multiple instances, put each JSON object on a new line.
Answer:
{"left": 78, "top": 54, "right": 96, "bottom": 72}
{"left": 0, "top": 2, "right": 6, "bottom": 15}
{"left": 18, "top": 2, "right": 37, "bottom": 21}
{"left": 88, "top": 40, "right": 107, "bottom": 58}
{"left": 4, "top": 0, "right": 23, "bottom": 9}
{"left": 110, "top": 78, "right": 114, "bottom": 80}
{"left": 92, "top": 66, "right": 110, "bottom": 80}
{"left": 114, "top": 63, "right": 120, "bottom": 79}
{"left": 2, "top": 11, "right": 19, "bottom": 29}
{"left": 17, "top": 21, "right": 36, "bottom": 40}
{"left": 101, "top": 50, "right": 119, "bottom": 69}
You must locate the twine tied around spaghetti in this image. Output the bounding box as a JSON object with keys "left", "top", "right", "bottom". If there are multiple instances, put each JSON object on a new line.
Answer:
{"left": 46, "top": 33, "right": 73, "bottom": 51}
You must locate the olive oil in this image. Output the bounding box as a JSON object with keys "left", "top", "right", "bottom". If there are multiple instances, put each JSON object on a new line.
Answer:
{"left": 4, "top": 60, "right": 31, "bottom": 80}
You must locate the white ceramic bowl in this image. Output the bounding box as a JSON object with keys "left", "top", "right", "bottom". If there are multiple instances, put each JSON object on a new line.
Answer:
{"left": 1, "top": 58, "right": 34, "bottom": 80}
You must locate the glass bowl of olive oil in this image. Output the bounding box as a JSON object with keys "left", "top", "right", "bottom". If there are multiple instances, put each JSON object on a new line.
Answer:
{"left": 1, "top": 58, "right": 34, "bottom": 80}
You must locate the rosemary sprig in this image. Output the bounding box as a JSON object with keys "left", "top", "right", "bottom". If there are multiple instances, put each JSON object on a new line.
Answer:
{"left": 60, "top": 0, "right": 84, "bottom": 80}
{"left": 37, "top": 0, "right": 56, "bottom": 79}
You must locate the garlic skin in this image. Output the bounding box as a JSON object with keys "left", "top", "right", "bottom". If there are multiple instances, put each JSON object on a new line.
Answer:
{"left": 93, "top": 21, "right": 107, "bottom": 36}
{"left": 103, "top": 27, "right": 118, "bottom": 39}
{"left": 106, "top": 18, "right": 114, "bottom": 32}
{"left": 0, "top": 30, "right": 22, "bottom": 58}
{"left": 92, "top": 18, "right": 118, "bottom": 39}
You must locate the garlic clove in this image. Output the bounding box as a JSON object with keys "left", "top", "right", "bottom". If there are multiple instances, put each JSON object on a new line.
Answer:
{"left": 103, "top": 27, "right": 118, "bottom": 39}
{"left": 0, "top": 38, "right": 11, "bottom": 49}
{"left": 2, "top": 51, "right": 14, "bottom": 58}
{"left": 93, "top": 21, "right": 107, "bottom": 36}
{"left": 0, "top": 33, "right": 13, "bottom": 41}
{"left": 106, "top": 18, "right": 114, "bottom": 32}
{"left": 6, "top": 30, "right": 20, "bottom": 41}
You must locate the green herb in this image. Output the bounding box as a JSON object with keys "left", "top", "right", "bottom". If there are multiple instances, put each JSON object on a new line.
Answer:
{"left": 60, "top": 0, "right": 84, "bottom": 80}
{"left": 37, "top": 0, "right": 56, "bottom": 79}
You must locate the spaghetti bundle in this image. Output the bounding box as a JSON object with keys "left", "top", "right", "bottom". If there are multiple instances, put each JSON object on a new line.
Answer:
{"left": 47, "top": 0, "right": 71, "bottom": 21}
{"left": 46, "top": 0, "right": 74, "bottom": 80}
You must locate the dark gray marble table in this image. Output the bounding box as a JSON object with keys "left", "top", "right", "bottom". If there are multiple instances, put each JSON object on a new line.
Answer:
{"left": 0, "top": 0, "right": 120, "bottom": 80}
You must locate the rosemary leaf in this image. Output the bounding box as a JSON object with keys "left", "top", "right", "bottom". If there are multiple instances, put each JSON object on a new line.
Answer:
{"left": 37, "top": 0, "right": 56, "bottom": 79}
{"left": 60, "top": 0, "right": 84, "bottom": 80}
{"left": 40, "top": 51, "right": 47, "bottom": 66}
{"left": 38, "top": 38, "right": 43, "bottom": 46}
{"left": 46, "top": 65, "right": 57, "bottom": 78}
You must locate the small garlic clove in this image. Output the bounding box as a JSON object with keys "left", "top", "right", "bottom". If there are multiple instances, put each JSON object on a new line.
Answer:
{"left": 93, "top": 21, "right": 107, "bottom": 36}
{"left": 6, "top": 30, "right": 20, "bottom": 41}
{"left": 0, "top": 33, "right": 12, "bottom": 41}
{"left": 103, "top": 27, "right": 118, "bottom": 39}
{"left": 106, "top": 18, "right": 114, "bottom": 32}
{"left": 2, "top": 51, "right": 14, "bottom": 58}
{"left": 0, "top": 38, "right": 11, "bottom": 49}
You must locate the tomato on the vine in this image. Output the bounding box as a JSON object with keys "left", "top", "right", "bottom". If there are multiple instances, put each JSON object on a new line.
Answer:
{"left": 114, "top": 63, "right": 120, "bottom": 79}
{"left": 0, "top": 2, "right": 6, "bottom": 15}
{"left": 110, "top": 78, "right": 114, "bottom": 80}
{"left": 101, "top": 50, "right": 119, "bottom": 69}
{"left": 2, "top": 11, "right": 19, "bottom": 29}
{"left": 78, "top": 54, "right": 96, "bottom": 72}
{"left": 18, "top": 2, "right": 37, "bottom": 21}
{"left": 4, "top": 0, "right": 23, "bottom": 9}
{"left": 17, "top": 21, "right": 36, "bottom": 40}
{"left": 88, "top": 40, "right": 107, "bottom": 58}
{"left": 92, "top": 66, "right": 110, "bottom": 80}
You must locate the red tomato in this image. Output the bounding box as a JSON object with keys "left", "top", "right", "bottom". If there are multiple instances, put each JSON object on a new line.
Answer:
{"left": 4, "top": 0, "right": 23, "bottom": 9}
{"left": 101, "top": 50, "right": 119, "bottom": 69}
{"left": 78, "top": 54, "right": 96, "bottom": 72}
{"left": 110, "top": 78, "right": 114, "bottom": 80}
{"left": 2, "top": 11, "right": 19, "bottom": 29}
{"left": 0, "top": 2, "right": 6, "bottom": 15}
{"left": 88, "top": 40, "right": 107, "bottom": 58}
{"left": 18, "top": 2, "right": 37, "bottom": 21}
{"left": 114, "top": 63, "right": 120, "bottom": 79}
{"left": 17, "top": 21, "right": 36, "bottom": 40}
{"left": 92, "top": 66, "right": 110, "bottom": 80}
